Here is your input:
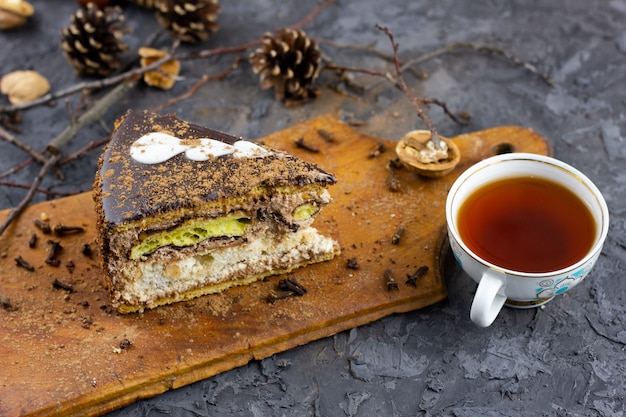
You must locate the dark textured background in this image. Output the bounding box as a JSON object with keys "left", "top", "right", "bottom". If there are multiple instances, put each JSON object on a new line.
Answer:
{"left": 1, "top": 1, "right": 625, "bottom": 416}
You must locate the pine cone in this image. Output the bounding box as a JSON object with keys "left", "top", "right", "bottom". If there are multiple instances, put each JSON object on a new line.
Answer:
{"left": 155, "top": 0, "right": 220, "bottom": 43}
{"left": 127, "top": 0, "right": 156, "bottom": 9}
{"left": 250, "top": 28, "right": 321, "bottom": 101}
{"left": 61, "top": 4, "right": 128, "bottom": 77}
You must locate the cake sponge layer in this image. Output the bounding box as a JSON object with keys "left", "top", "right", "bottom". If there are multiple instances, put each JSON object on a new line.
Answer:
{"left": 110, "top": 226, "right": 339, "bottom": 313}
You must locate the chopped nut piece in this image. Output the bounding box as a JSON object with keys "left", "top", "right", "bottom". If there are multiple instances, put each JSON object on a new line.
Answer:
{"left": 138, "top": 46, "right": 180, "bottom": 90}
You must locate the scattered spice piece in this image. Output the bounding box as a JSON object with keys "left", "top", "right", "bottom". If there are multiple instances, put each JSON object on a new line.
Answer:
{"left": 14, "top": 255, "right": 34, "bottom": 271}
{"left": 34, "top": 219, "right": 51, "bottom": 234}
{"left": 294, "top": 137, "right": 320, "bottom": 153}
{"left": 45, "top": 240, "right": 63, "bottom": 266}
{"left": 346, "top": 256, "right": 360, "bottom": 270}
{"left": 391, "top": 227, "right": 404, "bottom": 245}
{"left": 1, "top": 295, "right": 18, "bottom": 311}
{"left": 386, "top": 159, "right": 402, "bottom": 192}
{"left": 368, "top": 142, "right": 386, "bottom": 158}
{"left": 119, "top": 338, "right": 133, "bottom": 350}
{"left": 266, "top": 290, "right": 295, "bottom": 303}
{"left": 81, "top": 314, "right": 93, "bottom": 329}
{"left": 65, "top": 260, "right": 75, "bottom": 274}
{"left": 406, "top": 265, "right": 429, "bottom": 287}
{"left": 267, "top": 277, "right": 308, "bottom": 303}
{"left": 28, "top": 233, "right": 37, "bottom": 248}
{"left": 53, "top": 224, "right": 85, "bottom": 236}
{"left": 384, "top": 269, "right": 398, "bottom": 291}
{"left": 278, "top": 277, "right": 307, "bottom": 295}
{"left": 82, "top": 243, "right": 93, "bottom": 257}
{"left": 317, "top": 128, "right": 336, "bottom": 142}
{"left": 52, "top": 278, "right": 74, "bottom": 293}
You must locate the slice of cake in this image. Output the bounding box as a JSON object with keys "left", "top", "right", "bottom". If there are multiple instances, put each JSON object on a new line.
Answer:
{"left": 94, "top": 110, "right": 340, "bottom": 313}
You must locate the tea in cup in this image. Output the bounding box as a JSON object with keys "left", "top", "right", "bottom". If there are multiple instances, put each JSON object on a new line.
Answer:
{"left": 445, "top": 153, "right": 609, "bottom": 327}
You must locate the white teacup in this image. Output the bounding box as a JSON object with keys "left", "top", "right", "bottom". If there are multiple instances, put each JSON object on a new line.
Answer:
{"left": 445, "top": 153, "right": 609, "bottom": 327}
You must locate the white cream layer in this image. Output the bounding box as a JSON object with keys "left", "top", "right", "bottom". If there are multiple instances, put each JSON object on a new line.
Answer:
{"left": 130, "top": 132, "right": 271, "bottom": 164}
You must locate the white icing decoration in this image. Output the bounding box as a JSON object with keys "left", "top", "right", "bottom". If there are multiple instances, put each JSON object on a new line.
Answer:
{"left": 130, "top": 132, "right": 271, "bottom": 164}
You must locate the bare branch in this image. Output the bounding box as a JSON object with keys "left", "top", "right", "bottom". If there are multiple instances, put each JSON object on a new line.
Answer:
{"left": 47, "top": 79, "right": 137, "bottom": 154}
{"left": 0, "top": 154, "right": 62, "bottom": 237}
{"left": 0, "top": 125, "right": 47, "bottom": 163}
{"left": 290, "top": 0, "right": 337, "bottom": 30}
{"left": 150, "top": 57, "right": 244, "bottom": 113}
{"left": 376, "top": 24, "right": 442, "bottom": 147}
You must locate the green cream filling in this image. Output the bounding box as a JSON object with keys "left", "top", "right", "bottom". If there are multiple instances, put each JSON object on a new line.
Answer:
{"left": 292, "top": 203, "right": 319, "bottom": 221}
{"left": 130, "top": 203, "right": 320, "bottom": 260}
{"left": 130, "top": 213, "right": 251, "bottom": 260}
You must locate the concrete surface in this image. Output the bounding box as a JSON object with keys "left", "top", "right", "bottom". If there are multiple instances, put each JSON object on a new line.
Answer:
{"left": 1, "top": 0, "right": 624, "bottom": 416}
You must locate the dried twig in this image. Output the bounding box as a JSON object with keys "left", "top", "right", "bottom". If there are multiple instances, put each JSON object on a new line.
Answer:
{"left": 323, "top": 39, "right": 554, "bottom": 89}
{"left": 0, "top": 80, "right": 137, "bottom": 238}
{"left": 47, "top": 80, "right": 137, "bottom": 154}
{"left": 0, "top": 181, "right": 70, "bottom": 196}
{"left": 151, "top": 56, "right": 244, "bottom": 113}
{"left": 0, "top": 125, "right": 47, "bottom": 163}
{"left": 290, "top": 0, "right": 336, "bottom": 30}
{"left": 376, "top": 24, "right": 442, "bottom": 148}
{"left": 0, "top": 153, "right": 61, "bottom": 237}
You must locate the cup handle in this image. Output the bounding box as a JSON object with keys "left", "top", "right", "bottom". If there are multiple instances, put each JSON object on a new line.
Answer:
{"left": 470, "top": 271, "right": 507, "bottom": 327}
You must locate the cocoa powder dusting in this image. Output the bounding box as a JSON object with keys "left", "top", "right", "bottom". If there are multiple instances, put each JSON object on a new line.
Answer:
{"left": 96, "top": 110, "right": 336, "bottom": 228}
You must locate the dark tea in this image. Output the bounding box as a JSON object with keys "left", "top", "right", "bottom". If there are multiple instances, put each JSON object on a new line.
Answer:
{"left": 457, "top": 176, "right": 596, "bottom": 273}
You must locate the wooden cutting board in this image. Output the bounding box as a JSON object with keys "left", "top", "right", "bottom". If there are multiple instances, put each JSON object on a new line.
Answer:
{"left": 0, "top": 115, "right": 550, "bottom": 417}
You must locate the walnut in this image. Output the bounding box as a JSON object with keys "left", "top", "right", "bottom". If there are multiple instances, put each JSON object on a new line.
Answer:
{"left": 0, "top": 0, "right": 34, "bottom": 30}
{"left": 0, "top": 70, "right": 50, "bottom": 104}
{"left": 395, "top": 130, "right": 461, "bottom": 178}
{"left": 138, "top": 47, "right": 180, "bottom": 90}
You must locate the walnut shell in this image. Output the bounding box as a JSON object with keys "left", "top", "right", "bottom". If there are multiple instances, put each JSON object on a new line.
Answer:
{"left": 395, "top": 130, "right": 461, "bottom": 178}
{"left": 0, "top": 0, "right": 34, "bottom": 30}
{"left": 1, "top": 70, "right": 50, "bottom": 104}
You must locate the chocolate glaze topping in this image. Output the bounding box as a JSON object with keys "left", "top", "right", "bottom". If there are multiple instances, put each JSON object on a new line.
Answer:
{"left": 95, "top": 110, "right": 336, "bottom": 228}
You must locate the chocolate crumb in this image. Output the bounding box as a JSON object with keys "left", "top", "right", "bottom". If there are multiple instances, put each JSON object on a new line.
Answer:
{"left": 1, "top": 295, "right": 18, "bottom": 311}
{"left": 82, "top": 243, "right": 93, "bottom": 257}
{"left": 81, "top": 314, "right": 93, "bottom": 329}
{"left": 15, "top": 255, "right": 35, "bottom": 272}
{"left": 119, "top": 338, "right": 133, "bottom": 349}
{"left": 368, "top": 142, "right": 387, "bottom": 158}
{"left": 294, "top": 137, "right": 320, "bottom": 153}
{"left": 346, "top": 257, "right": 360, "bottom": 270}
